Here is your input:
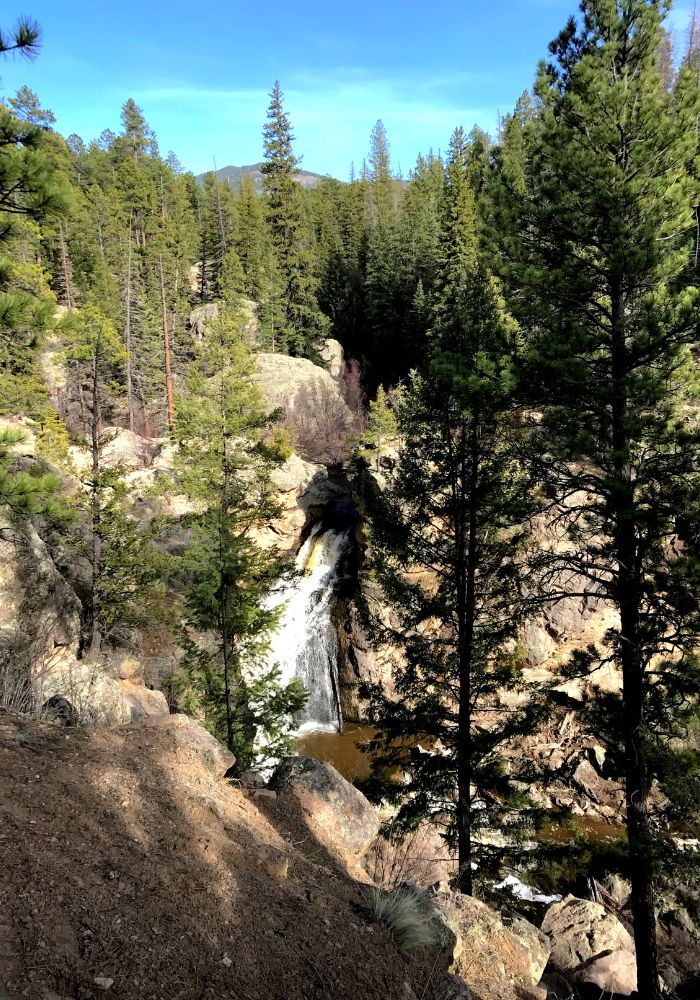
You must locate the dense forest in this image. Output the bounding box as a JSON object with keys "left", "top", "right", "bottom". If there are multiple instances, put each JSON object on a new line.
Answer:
{"left": 1, "top": 3, "right": 700, "bottom": 998}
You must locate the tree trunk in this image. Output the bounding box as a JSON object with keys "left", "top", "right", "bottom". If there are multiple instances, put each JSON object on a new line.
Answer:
{"left": 610, "top": 281, "right": 661, "bottom": 1000}
{"left": 89, "top": 350, "right": 102, "bottom": 658}
{"left": 124, "top": 226, "right": 134, "bottom": 432}
{"left": 159, "top": 255, "right": 176, "bottom": 441}
{"left": 454, "top": 414, "right": 478, "bottom": 895}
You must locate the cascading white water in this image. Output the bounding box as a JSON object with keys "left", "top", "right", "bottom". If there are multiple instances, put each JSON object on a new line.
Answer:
{"left": 267, "top": 523, "right": 352, "bottom": 733}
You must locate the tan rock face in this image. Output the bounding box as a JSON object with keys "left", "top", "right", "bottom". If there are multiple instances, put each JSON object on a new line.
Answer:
{"left": 0, "top": 520, "right": 81, "bottom": 713}
{"left": 35, "top": 659, "right": 169, "bottom": 726}
{"left": 541, "top": 895, "right": 637, "bottom": 996}
{"left": 256, "top": 352, "right": 350, "bottom": 416}
{"left": 269, "top": 756, "right": 381, "bottom": 862}
{"left": 256, "top": 347, "right": 358, "bottom": 466}
{"left": 439, "top": 894, "right": 550, "bottom": 1000}
{"left": 101, "top": 428, "right": 162, "bottom": 470}
{"left": 318, "top": 338, "right": 345, "bottom": 381}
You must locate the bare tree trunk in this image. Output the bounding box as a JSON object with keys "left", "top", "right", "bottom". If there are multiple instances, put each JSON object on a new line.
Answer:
{"left": 159, "top": 255, "right": 176, "bottom": 441}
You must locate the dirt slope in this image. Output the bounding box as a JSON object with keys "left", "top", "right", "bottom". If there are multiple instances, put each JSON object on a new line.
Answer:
{"left": 0, "top": 712, "right": 457, "bottom": 1000}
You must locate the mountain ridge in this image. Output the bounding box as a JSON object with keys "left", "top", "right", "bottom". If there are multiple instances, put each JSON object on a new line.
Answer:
{"left": 196, "top": 161, "right": 332, "bottom": 194}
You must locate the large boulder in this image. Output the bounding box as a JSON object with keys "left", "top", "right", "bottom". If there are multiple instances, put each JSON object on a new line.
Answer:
{"left": 269, "top": 755, "right": 380, "bottom": 860}
{"left": 35, "top": 659, "right": 169, "bottom": 727}
{"left": 541, "top": 895, "right": 637, "bottom": 996}
{"left": 256, "top": 352, "right": 349, "bottom": 416}
{"left": 365, "top": 822, "right": 455, "bottom": 889}
{"left": 256, "top": 352, "right": 355, "bottom": 465}
{"left": 141, "top": 712, "right": 236, "bottom": 776}
{"left": 439, "top": 893, "right": 550, "bottom": 1000}
{"left": 263, "top": 453, "right": 346, "bottom": 553}
{"left": 318, "top": 338, "right": 344, "bottom": 381}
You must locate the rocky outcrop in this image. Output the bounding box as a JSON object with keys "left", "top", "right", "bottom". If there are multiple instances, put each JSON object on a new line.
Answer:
{"left": 269, "top": 755, "right": 380, "bottom": 860}
{"left": 145, "top": 712, "right": 236, "bottom": 775}
{"left": 0, "top": 518, "right": 81, "bottom": 710}
{"left": 365, "top": 822, "right": 455, "bottom": 889}
{"left": 256, "top": 349, "right": 350, "bottom": 416}
{"left": 1, "top": 714, "right": 459, "bottom": 1000}
{"left": 35, "top": 658, "right": 169, "bottom": 726}
{"left": 262, "top": 453, "right": 346, "bottom": 554}
{"left": 430, "top": 893, "right": 549, "bottom": 1000}
{"left": 541, "top": 895, "right": 637, "bottom": 996}
{"left": 256, "top": 343, "right": 358, "bottom": 466}
{"left": 318, "top": 338, "right": 344, "bottom": 381}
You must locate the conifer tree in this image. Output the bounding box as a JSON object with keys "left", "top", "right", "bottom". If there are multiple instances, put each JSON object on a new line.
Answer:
{"left": 356, "top": 385, "right": 396, "bottom": 470}
{"left": 0, "top": 48, "right": 69, "bottom": 516}
{"left": 501, "top": 3, "right": 700, "bottom": 992}
{"left": 63, "top": 306, "right": 163, "bottom": 656}
{"left": 0, "top": 17, "right": 41, "bottom": 58}
{"left": 235, "top": 174, "right": 266, "bottom": 301}
{"left": 261, "top": 81, "right": 326, "bottom": 356}
{"left": 363, "top": 148, "right": 544, "bottom": 892}
{"left": 8, "top": 86, "right": 56, "bottom": 128}
{"left": 175, "top": 304, "right": 305, "bottom": 765}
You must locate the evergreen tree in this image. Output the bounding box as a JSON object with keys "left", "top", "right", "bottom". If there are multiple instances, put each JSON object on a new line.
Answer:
{"left": 197, "top": 170, "right": 236, "bottom": 301}
{"left": 501, "top": 3, "right": 700, "bottom": 992}
{"left": 0, "top": 47, "right": 68, "bottom": 516}
{"left": 356, "top": 384, "right": 396, "bottom": 470}
{"left": 261, "top": 81, "right": 326, "bottom": 356}
{"left": 174, "top": 304, "right": 305, "bottom": 766}
{"left": 63, "top": 306, "right": 163, "bottom": 656}
{"left": 367, "top": 120, "right": 393, "bottom": 227}
{"left": 0, "top": 17, "right": 40, "bottom": 58}
{"left": 235, "top": 174, "right": 266, "bottom": 301}
{"left": 364, "top": 143, "right": 544, "bottom": 892}
{"left": 117, "top": 98, "right": 158, "bottom": 161}
{"left": 7, "top": 86, "right": 56, "bottom": 128}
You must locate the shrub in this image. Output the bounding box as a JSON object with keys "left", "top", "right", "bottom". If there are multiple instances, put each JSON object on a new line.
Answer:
{"left": 367, "top": 883, "right": 444, "bottom": 954}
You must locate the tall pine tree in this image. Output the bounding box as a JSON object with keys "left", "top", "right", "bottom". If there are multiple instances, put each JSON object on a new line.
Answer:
{"left": 500, "top": 3, "right": 700, "bottom": 993}
{"left": 261, "top": 81, "right": 326, "bottom": 356}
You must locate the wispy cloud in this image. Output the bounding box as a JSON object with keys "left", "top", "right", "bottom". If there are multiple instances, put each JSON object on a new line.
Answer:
{"left": 135, "top": 70, "right": 499, "bottom": 177}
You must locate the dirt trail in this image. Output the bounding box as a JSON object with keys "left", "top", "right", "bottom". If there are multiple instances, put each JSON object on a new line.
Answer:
{"left": 0, "top": 712, "right": 451, "bottom": 1000}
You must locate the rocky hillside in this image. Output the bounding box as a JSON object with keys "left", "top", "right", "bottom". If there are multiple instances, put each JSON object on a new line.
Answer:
{"left": 2, "top": 711, "right": 698, "bottom": 999}
{"left": 0, "top": 710, "right": 459, "bottom": 1000}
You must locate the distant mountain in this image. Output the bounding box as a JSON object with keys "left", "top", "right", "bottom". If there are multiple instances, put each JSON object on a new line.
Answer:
{"left": 196, "top": 162, "right": 331, "bottom": 194}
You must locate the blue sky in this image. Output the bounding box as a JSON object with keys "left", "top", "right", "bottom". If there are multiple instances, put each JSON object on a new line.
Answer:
{"left": 0, "top": 1, "right": 695, "bottom": 179}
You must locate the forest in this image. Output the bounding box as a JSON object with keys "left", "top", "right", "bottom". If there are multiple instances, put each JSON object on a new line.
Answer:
{"left": 1, "top": 3, "right": 699, "bottom": 999}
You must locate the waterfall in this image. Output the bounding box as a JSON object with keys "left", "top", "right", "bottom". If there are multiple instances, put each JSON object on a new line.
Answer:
{"left": 267, "top": 523, "right": 352, "bottom": 733}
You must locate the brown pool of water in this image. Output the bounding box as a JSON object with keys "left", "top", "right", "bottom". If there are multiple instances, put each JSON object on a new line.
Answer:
{"left": 540, "top": 815, "right": 626, "bottom": 844}
{"left": 296, "top": 725, "right": 376, "bottom": 782}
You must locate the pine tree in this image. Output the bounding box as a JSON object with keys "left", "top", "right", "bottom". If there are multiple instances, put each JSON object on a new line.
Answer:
{"left": 8, "top": 86, "right": 56, "bottom": 129}
{"left": 0, "top": 44, "right": 69, "bottom": 517}
{"left": 0, "top": 17, "right": 41, "bottom": 58}
{"left": 197, "top": 171, "right": 236, "bottom": 301}
{"left": 367, "top": 120, "right": 392, "bottom": 227}
{"left": 356, "top": 385, "right": 396, "bottom": 470}
{"left": 363, "top": 142, "right": 545, "bottom": 892}
{"left": 117, "top": 98, "right": 158, "bottom": 161}
{"left": 501, "top": 3, "right": 700, "bottom": 992}
{"left": 261, "top": 81, "right": 327, "bottom": 356}
{"left": 63, "top": 306, "right": 163, "bottom": 656}
{"left": 235, "top": 174, "right": 266, "bottom": 301}
{"left": 174, "top": 304, "right": 306, "bottom": 766}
